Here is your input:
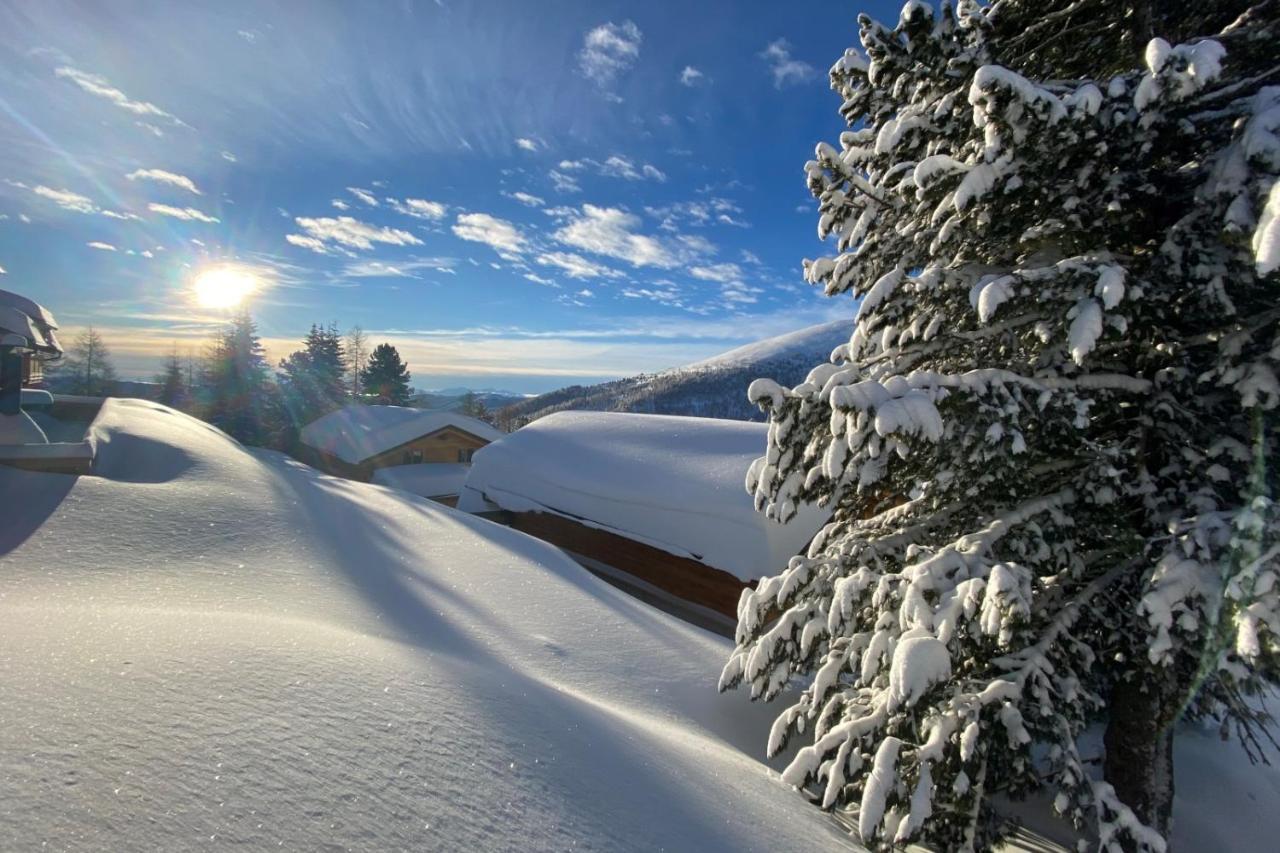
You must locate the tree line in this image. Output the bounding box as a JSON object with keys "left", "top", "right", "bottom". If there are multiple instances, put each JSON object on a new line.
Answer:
{"left": 47, "top": 312, "right": 415, "bottom": 449}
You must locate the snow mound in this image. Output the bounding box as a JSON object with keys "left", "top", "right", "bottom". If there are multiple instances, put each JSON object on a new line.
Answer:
{"left": 458, "top": 411, "right": 829, "bottom": 581}
{"left": 0, "top": 399, "right": 848, "bottom": 852}
{"left": 300, "top": 403, "right": 505, "bottom": 464}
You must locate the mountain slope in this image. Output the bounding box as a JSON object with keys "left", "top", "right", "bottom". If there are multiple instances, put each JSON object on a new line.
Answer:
{"left": 497, "top": 319, "right": 849, "bottom": 428}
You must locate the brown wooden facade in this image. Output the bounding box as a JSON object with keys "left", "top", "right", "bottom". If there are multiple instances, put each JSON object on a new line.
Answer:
{"left": 501, "top": 508, "right": 753, "bottom": 620}
{"left": 298, "top": 424, "right": 492, "bottom": 482}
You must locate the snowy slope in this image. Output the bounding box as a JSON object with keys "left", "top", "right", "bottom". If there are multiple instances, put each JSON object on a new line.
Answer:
{"left": 497, "top": 319, "right": 851, "bottom": 427}
{"left": 0, "top": 399, "right": 849, "bottom": 852}
{"left": 458, "top": 411, "right": 829, "bottom": 582}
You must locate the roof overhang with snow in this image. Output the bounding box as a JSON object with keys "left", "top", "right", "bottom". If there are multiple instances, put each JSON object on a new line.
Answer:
{"left": 299, "top": 404, "right": 505, "bottom": 465}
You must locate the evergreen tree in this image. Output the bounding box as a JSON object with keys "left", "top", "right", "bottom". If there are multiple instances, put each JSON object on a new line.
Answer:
{"left": 346, "top": 325, "right": 369, "bottom": 399}
{"left": 458, "top": 391, "right": 491, "bottom": 423}
{"left": 56, "top": 326, "right": 117, "bottom": 396}
{"left": 361, "top": 343, "right": 412, "bottom": 405}
{"left": 721, "top": 3, "right": 1278, "bottom": 850}
{"left": 200, "top": 308, "right": 281, "bottom": 446}
{"left": 278, "top": 322, "right": 348, "bottom": 426}
{"left": 156, "top": 348, "right": 188, "bottom": 409}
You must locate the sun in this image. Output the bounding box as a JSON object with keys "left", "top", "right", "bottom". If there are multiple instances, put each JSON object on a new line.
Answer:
{"left": 193, "top": 266, "right": 258, "bottom": 309}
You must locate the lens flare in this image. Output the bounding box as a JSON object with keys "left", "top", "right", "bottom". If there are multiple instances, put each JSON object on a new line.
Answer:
{"left": 193, "top": 266, "right": 258, "bottom": 309}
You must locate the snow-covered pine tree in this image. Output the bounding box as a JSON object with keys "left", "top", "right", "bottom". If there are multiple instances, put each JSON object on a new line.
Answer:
{"left": 720, "top": 2, "right": 1279, "bottom": 850}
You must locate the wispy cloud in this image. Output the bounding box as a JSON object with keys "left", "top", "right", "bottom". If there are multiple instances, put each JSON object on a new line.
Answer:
{"left": 126, "top": 168, "right": 201, "bottom": 195}
{"left": 331, "top": 199, "right": 350, "bottom": 210}
{"left": 506, "top": 191, "right": 545, "bottom": 207}
{"left": 578, "top": 21, "right": 641, "bottom": 94}
{"left": 452, "top": 212, "right": 526, "bottom": 255}
{"left": 645, "top": 197, "right": 747, "bottom": 231}
{"left": 549, "top": 170, "right": 581, "bottom": 194}
{"left": 86, "top": 241, "right": 117, "bottom": 251}
{"left": 536, "top": 251, "right": 622, "bottom": 280}
{"left": 553, "top": 204, "right": 711, "bottom": 269}
{"left": 346, "top": 187, "right": 380, "bottom": 207}
{"left": 690, "top": 262, "right": 763, "bottom": 304}
{"left": 148, "top": 203, "right": 219, "bottom": 223}
{"left": 679, "top": 66, "right": 705, "bottom": 86}
{"left": 32, "top": 185, "right": 96, "bottom": 214}
{"left": 760, "top": 39, "right": 817, "bottom": 88}
{"left": 54, "top": 66, "right": 186, "bottom": 125}
{"left": 515, "top": 137, "right": 541, "bottom": 152}
{"left": 289, "top": 216, "right": 422, "bottom": 252}
{"left": 342, "top": 257, "right": 458, "bottom": 278}
{"left": 387, "top": 197, "right": 446, "bottom": 220}
{"left": 558, "top": 155, "right": 666, "bottom": 182}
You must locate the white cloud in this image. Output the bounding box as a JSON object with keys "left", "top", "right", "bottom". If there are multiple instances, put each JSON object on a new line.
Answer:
{"left": 286, "top": 234, "right": 331, "bottom": 254}
{"left": 679, "top": 66, "right": 705, "bottom": 86}
{"left": 331, "top": 199, "right": 350, "bottom": 210}
{"left": 515, "top": 137, "right": 540, "bottom": 152}
{"left": 32, "top": 185, "right": 96, "bottom": 214}
{"left": 126, "top": 168, "right": 201, "bottom": 195}
{"left": 148, "top": 203, "right": 220, "bottom": 223}
{"left": 343, "top": 257, "right": 458, "bottom": 278}
{"left": 452, "top": 212, "right": 526, "bottom": 255}
{"left": 523, "top": 272, "right": 557, "bottom": 287}
{"left": 86, "top": 241, "right": 117, "bottom": 251}
{"left": 554, "top": 205, "right": 689, "bottom": 269}
{"left": 536, "top": 251, "right": 622, "bottom": 280}
{"left": 220, "top": 151, "right": 237, "bottom": 163}
{"left": 0, "top": 264, "right": 6, "bottom": 274}
{"left": 557, "top": 156, "right": 666, "bottom": 183}
{"left": 55, "top": 67, "right": 184, "bottom": 125}
{"left": 576, "top": 289, "right": 594, "bottom": 298}
{"left": 690, "top": 263, "right": 761, "bottom": 304}
{"left": 387, "top": 197, "right": 447, "bottom": 220}
{"left": 646, "top": 197, "right": 746, "bottom": 231}
{"left": 578, "top": 21, "right": 641, "bottom": 91}
{"left": 292, "top": 216, "right": 422, "bottom": 251}
{"left": 347, "top": 187, "right": 380, "bottom": 207}
{"left": 507, "top": 191, "right": 545, "bottom": 207}
{"left": 761, "top": 40, "right": 817, "bottom": 88}
{"left": 549, "top": 170, "right": 581, "bottom": 194}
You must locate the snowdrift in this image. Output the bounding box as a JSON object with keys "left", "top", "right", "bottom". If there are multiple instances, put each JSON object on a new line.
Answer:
{"left": 458, "top": 411, "right": 830, "bottom": 582}
{"left": 0, "top": 399, "right": 847, "bottom": 852}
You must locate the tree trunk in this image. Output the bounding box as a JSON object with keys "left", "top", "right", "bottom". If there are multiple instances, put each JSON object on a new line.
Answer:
{"left": 1103, "top": 673, "right": 1177, "bottom": 841}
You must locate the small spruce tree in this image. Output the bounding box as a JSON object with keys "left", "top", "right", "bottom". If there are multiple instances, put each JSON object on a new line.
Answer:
{"left": 200, "top": 308, "right": 282, "bottom": 446}
{"left": 156, "top": 348, "right": 188, "bottom": 409}
{"left": 278, "top": 322, "right": 348, "bottom": 426}
{"left": 721, "top": 2, "right": 1279, "bottom": 850}
{"left": 56, "top": 326, "right": 118, "bottom": 396}
{"left": 361, "top": 343, "right": 412, "bottom": 406}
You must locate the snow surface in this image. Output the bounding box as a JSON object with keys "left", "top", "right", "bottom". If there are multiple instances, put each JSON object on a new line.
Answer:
{"left": 458, "top": 411, "right": 830, "bottom": 582}
{"left": 0, "top": 399, "right": 849, "bottom": 852}
{"left": 372, "top": 462, "right": 471, "bottom": 498}
{"left": 299, "top": 403, "right": 505, "bottom": 464}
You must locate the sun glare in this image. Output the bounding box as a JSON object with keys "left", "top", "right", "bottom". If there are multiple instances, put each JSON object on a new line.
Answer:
{"left": 193, "top": 266, "right": 258, "bottom": 309}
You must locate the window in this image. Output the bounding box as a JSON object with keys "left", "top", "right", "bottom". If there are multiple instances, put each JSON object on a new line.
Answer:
{"left": 458, "top": 448, "right": 475, "bottom": 463}
{"left": 411, "top": 450, "right": 423, "bottom": 463}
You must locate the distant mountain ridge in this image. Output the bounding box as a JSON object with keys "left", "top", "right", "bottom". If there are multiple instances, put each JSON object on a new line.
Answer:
{"left": 496, "top": 319, "right": 849, "bottom": 428}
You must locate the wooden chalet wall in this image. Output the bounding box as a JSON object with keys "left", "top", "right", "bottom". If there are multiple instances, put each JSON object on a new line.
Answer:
{"left": 504, "top": 509, "right": 753, "bottom": 619}
{"left": 298, "top": 424, "right": 492, "bottom": 482}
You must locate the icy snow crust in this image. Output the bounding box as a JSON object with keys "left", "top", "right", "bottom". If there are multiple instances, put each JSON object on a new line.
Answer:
{"left": 299, "top": 403, "right": 505, "bottom": 464}
{"left": 459, "top": 411, "right": 830, "bottom": 581}
{"left": 0, "top": 399, "right": 848, "bottom": 852}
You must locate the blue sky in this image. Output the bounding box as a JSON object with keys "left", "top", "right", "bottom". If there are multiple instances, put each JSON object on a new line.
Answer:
{"left": 0, "top": 0, "right": 898, "bottom": 392}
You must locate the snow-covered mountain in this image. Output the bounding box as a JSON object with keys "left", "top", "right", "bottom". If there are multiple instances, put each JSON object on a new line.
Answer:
{"left": 497, "top": 319, "right": 850, "bottom": 428}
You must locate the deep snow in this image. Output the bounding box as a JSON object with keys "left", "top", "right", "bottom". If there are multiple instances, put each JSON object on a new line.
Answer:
{"left": 0, "top": 399, "right": 848, "bottom": 852}
{"left": 299, "top": 403, "right": 504, "bottom": 464}
{"left": 457, "top": 410, "right": 830, "bottom": 582}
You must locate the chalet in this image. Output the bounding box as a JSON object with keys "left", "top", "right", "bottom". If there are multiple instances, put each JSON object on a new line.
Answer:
{"left": 297, "top": 404, "right": 505, "bottom": 503}
{"left": 457, "top": 411, "right": 830, "bottom": 632}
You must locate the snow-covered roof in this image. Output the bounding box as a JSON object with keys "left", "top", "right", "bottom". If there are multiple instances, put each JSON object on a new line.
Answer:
{"left": 371, "top": 462, "right": 470, "bottom": 498}
{"left": 0, "top": 398, "right": 851, "bottom": 851}
{"left": 299, "top": 404, "right": 504, "bottom": 464}
{"left": 458, "top": 411, "right": 830, "bottom": 581}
